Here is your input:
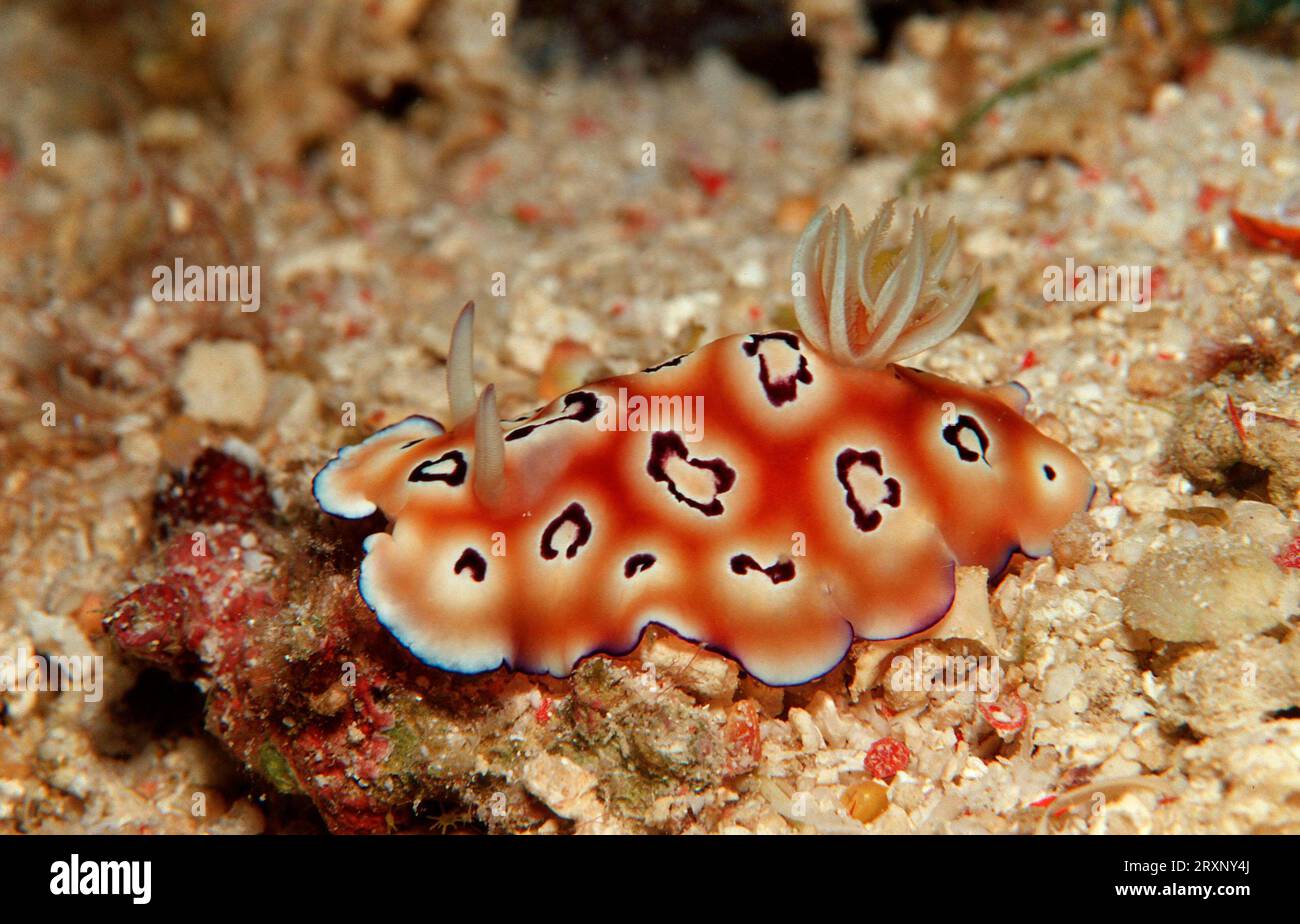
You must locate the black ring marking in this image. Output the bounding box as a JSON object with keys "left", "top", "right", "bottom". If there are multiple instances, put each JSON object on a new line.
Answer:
{"left": 942, "top": 414, "right": 990, "bottom": 465}
{"left": 540, "top": 502, "right": 593, "bottom": 560}
{"left": 742, "top": 332, "right": 813, "bottom": 406}
{"left": 399, "top": 438, "right": 426, "bottom": 450}
{"left": 505, "top": 391, "right": 601, "bottom": 442}
{"left": 408, "top": 450, "right": 468, "bottom": 486}
{"left": 836, "top": 448, "right": 901, "bottom": 533}
{"left": 646, "top": 431, "right": 736, "bottom": 517}
{"left": 729, "top": 553, "right": 796, "bottom": 584}
{"left": 453, "top": 547, "right": 487, "bottom": 582}
{"left": 624, "top": 553, "right": 656, "bottom": 578}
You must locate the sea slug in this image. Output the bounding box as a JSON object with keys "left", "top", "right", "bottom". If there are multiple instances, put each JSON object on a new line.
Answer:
{"left": 314, "top": 203, "right": 1094, "bottom": 685}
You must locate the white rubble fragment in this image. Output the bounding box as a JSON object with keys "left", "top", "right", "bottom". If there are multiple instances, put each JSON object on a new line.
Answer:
{"left": 732, "top": 256, "right": 767, "bottom": 288}
{"left": 175, "top": 340, "right": 268, "bottom": 426}
{"left": 1041, "top": 662, "right": 1081, "bottom": 704}
{"left": 935, "top": 566, "right": 999, "bottom": 653}
{"left": 787, "top": 708, "right": 826, "bottom": 752}
{"left": 521, "top": 753, "right": 623, "bottom": 834}
{"left": 272, "top": 240, "right": 370, "bottom": 284}
{"left": 641, "top": 634, "right": 739, "bottom": 703}
{"left": 808, "top": 692, "right": 854, "bottom": 748}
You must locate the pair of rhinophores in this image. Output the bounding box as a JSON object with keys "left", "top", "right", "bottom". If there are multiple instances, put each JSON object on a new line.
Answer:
{"left": 314, "top": 202, "right": 1095, "bottom": 686}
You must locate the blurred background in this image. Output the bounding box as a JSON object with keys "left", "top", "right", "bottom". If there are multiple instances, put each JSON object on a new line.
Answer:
{"left": 0, "top": 1, "right": 1298, "bottom": 834}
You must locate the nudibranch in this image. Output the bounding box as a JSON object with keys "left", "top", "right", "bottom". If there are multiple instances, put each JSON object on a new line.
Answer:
{"left": 314, "top": 203, "right": 1094, "bottom": 685}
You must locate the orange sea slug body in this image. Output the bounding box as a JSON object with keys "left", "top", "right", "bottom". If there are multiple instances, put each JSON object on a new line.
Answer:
{"left": 314, "top": 204, "right": 1094, "bottom": 685}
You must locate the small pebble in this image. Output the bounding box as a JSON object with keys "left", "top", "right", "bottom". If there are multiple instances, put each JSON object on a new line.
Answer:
{"left": 175, "top": 340, "right": 269, "bottom": 427}
{"left": 842, "top": 780, "right": 889, "bottom": 824}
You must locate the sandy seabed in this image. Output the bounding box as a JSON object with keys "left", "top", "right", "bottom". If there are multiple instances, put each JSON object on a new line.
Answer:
{"left": 0, "top": 1, "right": 1298, "bottom": 833}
